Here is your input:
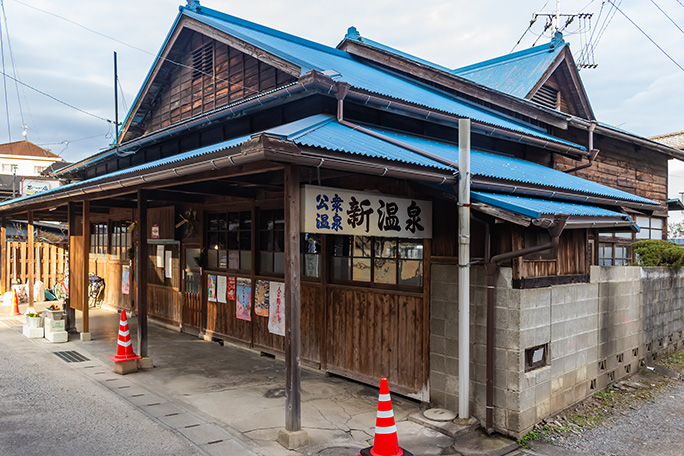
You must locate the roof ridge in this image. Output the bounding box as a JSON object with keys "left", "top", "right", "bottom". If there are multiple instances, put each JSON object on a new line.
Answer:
{"left": 453, "top": 38, "right": 568, "bottom": 74}
{"left": 180, "top": 5, "right": 351, "bottom": 61}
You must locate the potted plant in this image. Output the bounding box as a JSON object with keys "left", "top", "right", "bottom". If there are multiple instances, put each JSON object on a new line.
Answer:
{"left": 26, "top": 312, "right": 42, "bottom": 328}
{"left": 44, "top": 304, "right": 64, "bottom": 321}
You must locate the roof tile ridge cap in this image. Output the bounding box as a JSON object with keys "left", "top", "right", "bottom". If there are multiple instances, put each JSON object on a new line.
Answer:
{"left": 184, "top": 5, "right": 351, "bottom": 59}
{"left": 453, "top": 41, "right": 560, "bottom": 73}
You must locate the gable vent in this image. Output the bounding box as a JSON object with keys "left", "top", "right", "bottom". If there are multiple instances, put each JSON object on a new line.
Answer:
{"left": 531, "top": 85, "right": 560, "bottom": 110}
{"left": 192, "top": 42, "right": 213, "bottom": 80}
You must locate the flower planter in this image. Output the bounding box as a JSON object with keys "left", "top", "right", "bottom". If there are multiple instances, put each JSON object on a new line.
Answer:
{"left": 44, "top": 309, "right": 64, "bottom": 321}
{"left": 26, "top": 316, "right": 42, "bottom": 329}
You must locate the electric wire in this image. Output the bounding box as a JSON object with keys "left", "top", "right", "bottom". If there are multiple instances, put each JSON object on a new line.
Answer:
{"left": 12, "top": 0, "right": 261, "bottom": 98}
{"left": 0, "top": 69, "right": 114, "bottom": 124}
{"left": 1, "top": 0, "right": 23, "bottom": 131}
{"left": 608, "top": 0, "right": 684, "bottom": 72}
{"left": 510, "top": 0, "right": 550, "bottom": 53}
{"left": 0, "top": 5, "right": 11, "bottom": 144}
{"left": 650, "top": 0, "right": 684, "bottom": 35}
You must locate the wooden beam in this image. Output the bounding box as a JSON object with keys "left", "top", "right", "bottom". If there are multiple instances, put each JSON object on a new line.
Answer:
{"left": 283, "top": 165, "right": 302, "bottom": 432}
{"left": 145, "top": 189, "right": 205, "bottom": 204}
{"left": 82, "top": 201, "right": 90, "bottom": 335}
{"left": 136, "top": 189, "right": 149, "bottom": 358}
{"left": 27, "top": 211, "right": 34, "bottom": 308}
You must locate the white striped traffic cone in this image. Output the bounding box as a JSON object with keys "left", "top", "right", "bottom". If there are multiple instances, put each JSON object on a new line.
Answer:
{"left": 109, "top": 310, "right": 142, "bottom": 363}
{"left": 358, "top": 377, "right": 414, "bottom": 456}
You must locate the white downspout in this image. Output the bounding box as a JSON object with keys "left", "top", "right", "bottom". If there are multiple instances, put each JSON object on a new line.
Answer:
{"left": 458, "top": 118, "right": 471, "bottom": 418}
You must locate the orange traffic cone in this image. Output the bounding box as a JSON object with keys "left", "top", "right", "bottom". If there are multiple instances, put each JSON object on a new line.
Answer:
{"left": 9, "top": 289, "right": 20, "bottom": 316}
{"left": 358, "top": 377, "right": 414, "bottom": 456}
{"left": 109, "top": 310, "right": 142, "bottom": 363}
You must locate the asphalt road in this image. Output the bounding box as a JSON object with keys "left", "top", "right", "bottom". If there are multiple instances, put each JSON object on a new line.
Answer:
{"left": 0, "top": 322, "right": 202, "bottom": 456}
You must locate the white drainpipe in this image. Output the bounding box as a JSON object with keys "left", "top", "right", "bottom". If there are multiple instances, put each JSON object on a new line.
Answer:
{"left": 458, "top": 118, "right": 471, "bottom": 418}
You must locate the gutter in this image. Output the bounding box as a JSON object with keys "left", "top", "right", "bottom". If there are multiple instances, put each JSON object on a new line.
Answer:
{"left": 483, "top": 214, "right": 568, "bottom": 434}
{"left": 56, "top": 72, "right": 335, "bottom": 177}
{"left": 343, "top": 89, "right": 588, "bottom": 158}
{"left": 564, "top": 120, "right": 599, "bottom": 173}
{"left": 568, "top": 117, "right": 684, "bottom": 161}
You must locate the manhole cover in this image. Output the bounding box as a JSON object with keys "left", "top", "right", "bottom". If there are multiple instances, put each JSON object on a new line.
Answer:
{"left": 54, "top": 351, "right": 89, "bottom": 363}
{"left": 423, "top": 407, "right": 457, "bottom": 422}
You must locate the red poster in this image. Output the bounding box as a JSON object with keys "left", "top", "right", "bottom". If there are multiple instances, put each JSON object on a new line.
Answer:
{"left": 227, "top": 276, "right": 236, "bottom": 301}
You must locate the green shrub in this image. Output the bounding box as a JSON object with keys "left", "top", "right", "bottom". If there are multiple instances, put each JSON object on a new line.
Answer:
{"left": 632, "top": 239, "right": 684, "bottom": 268}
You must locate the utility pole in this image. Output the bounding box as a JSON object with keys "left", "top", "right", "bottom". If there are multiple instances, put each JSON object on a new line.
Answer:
{"left": 532, "top": 0, "right": 596, "bottom": 68}
{"left": 11, "top": 164, "right": 17, "bottom": 198}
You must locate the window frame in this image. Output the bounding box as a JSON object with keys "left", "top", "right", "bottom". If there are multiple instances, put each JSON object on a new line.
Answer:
{"left": 205, "top": 209, "right": 252, "bottom": 273}
{"left": 329, "top": 234, "right": 424, "bottom": 291}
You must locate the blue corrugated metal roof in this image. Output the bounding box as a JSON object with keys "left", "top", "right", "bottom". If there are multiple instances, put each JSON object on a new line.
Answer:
{"left": 288, "top": 117, "right": 653, "bottom": 205}
{"left": 452, "top": 33, "right": 566, "bottom": 98}
{"left": 176, "top": 6, "right": 579, "bottom": 149}
{"left": 0, "top": 135, "right": 250, "bottom": 207}
{"left": 471, "top": 192, "right": 633, "bottom": 220}
{"left": 1, "top": 115, "right": 655, "bottom": 211}
{"left": 341, "top": 27, "right": 454, "bottom": 73}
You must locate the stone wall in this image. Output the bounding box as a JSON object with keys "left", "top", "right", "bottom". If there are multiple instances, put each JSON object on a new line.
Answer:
{"left": 430, "top": 265, "right": 684, "bottom": 438}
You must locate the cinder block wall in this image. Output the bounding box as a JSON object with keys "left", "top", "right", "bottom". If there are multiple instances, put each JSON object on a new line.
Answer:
{"left": 430, "top": 265, "right": 684, "bottom": 439}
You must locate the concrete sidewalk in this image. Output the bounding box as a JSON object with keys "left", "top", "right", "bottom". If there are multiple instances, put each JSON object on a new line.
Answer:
{"left": 2, "top": 303, "right": 520, "bottom": 456}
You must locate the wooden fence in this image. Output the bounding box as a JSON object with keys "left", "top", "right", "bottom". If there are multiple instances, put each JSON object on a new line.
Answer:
{"left": 5, "top": 241, "right": 68, "bottom": 291}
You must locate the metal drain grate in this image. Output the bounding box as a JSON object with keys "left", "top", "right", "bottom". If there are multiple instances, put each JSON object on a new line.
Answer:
{"left": 54, "top": 351, "right": 89, "bottom": 363}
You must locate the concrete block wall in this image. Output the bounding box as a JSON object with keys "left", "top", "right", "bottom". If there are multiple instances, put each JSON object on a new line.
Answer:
{"left": 429, "top": 264, "right": 684, "bottom": 439}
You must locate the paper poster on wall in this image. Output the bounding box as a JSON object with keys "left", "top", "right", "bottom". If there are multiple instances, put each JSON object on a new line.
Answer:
{"left": 207, "top": 274, "right": 217, "bottom": 302}
{"left": 227, "top": 276, "right": 236, "bottom": 301}
{"left": 121, "top": 265, "right": 130, "bottom": 295}
{"left": 217, "top": 275, "right": 227, "bottom": 303}
{"left": 268, "top": 281, "right": 285, "bottom": 336}
{"left": 164, "top": 250, "right": 173, "bottom": 279}
{"left": 156, "top": 245, "right": 164, "bottom": 268}
{"left": 254, "top": 280, "right": 269, "bottom": 317}
{"left": 236, "top": 278, "right": 252, "bottom": 321}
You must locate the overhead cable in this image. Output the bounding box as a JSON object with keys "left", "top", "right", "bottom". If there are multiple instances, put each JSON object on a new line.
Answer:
{"left": 650, "top": 0, "right": 684, "bottom": 35}
{"left": 0, "top": 69, "right": 114, "bottom": 124}
{"left": 608, "top": 0, "right": 684, "bottom": 72}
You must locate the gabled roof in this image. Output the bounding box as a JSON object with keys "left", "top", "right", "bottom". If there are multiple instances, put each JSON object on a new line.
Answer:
{"left": 453, "top": 32, "right": 594, "bottom": 119}
{"left": 453, "top": 33, "right": 567, "bottom": 99}
{"left": 0, "top": 141, "right": 61, "bottom": 160}
{"left": 119, "top": 4, "right": 581, "bottom": 152}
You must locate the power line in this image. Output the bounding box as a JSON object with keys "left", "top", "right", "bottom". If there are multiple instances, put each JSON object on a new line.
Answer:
{"left": 12, "top": 0, "right": 261, "bottom": 98}
{"left": 0, "top": 69, "right": 114, "bottom": 124}
{"left": 650, "top": 0, "right": 684, "bottom": 35}
{"left": 608, "top": 0, "right": 684, "bottom": 72}
{"left": 0, "top": 4, "right": 10, "bottom": 144}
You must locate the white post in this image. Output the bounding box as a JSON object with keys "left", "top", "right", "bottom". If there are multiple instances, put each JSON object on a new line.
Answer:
{"left": 458, "top": 118, "right": 471, "bottom": 419}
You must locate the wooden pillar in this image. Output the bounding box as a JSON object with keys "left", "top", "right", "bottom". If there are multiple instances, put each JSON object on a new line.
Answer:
{"left": 27, "top": 211, "right": 34, "bottom": 308}
{"left": 1, "top": 216, "right": 6, "bottom": 295}
{"left": 65, "top": 203, "right": 77, "bottom": 332}
{"left": 136, "top": 190, "right": 149, "bottom": 360}
{"left": 82, "top": 200, "right": 90, "bottom": 337}
{"left": 277, "top": 165, "right": 308, "bottom": 449}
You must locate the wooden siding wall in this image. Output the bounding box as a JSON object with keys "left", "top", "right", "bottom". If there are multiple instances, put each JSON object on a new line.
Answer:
{"left": 142, "top": 32, "right": 296, "bottom": 136}
{"left": 148, "top": 207, "right": 176, "bottom": 239}
{"left": 326, "top": 287, "right": 428, "bottom": 395}
{"left": 556, "top": 142, "right": 668, "bottom": 214}
{"left": 5, "top": 242, "right": 67, "bottom": 291}
{"left": 513, "top": 227, "right": 588, "bottom": 280}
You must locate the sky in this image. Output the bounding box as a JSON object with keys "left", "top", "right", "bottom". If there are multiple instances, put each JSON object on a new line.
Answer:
{"left": 1, "top": 0, "right": 683, "bottom": 203}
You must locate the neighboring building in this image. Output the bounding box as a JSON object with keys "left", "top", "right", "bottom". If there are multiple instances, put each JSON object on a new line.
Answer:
{"left": 0, "top": 140, "right": 65, "bottom": 200}
{"left": 1, "top": 1, "right": 683, "bottom": 441}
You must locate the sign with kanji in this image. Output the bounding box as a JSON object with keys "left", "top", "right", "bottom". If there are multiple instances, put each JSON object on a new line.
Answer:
{"left": 301, "top": 185, "right": 432, "bottom": 238}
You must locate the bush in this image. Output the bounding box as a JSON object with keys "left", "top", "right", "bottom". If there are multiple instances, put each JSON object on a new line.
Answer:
{"left": 632, "top": 239, "right": 684, "bottom": 268}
